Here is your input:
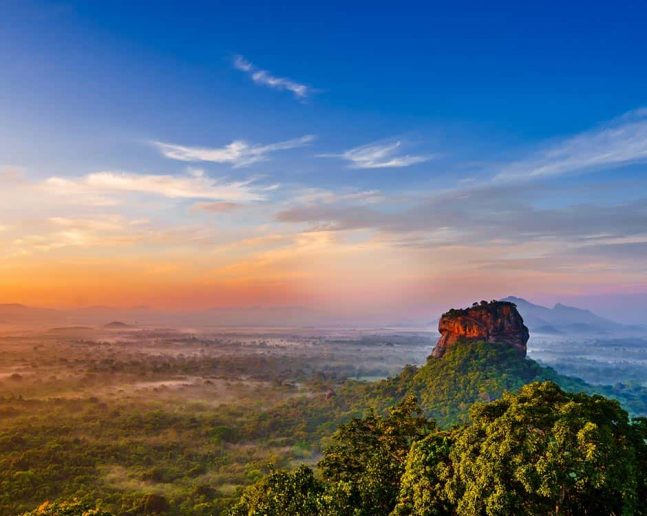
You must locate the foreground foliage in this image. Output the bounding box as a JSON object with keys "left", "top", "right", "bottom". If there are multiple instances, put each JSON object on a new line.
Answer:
{"left": 233, "top": 382, "right": 647, "bottom": 515}
{"left": 22, "top": 499, "right": 112, "bottom": 515}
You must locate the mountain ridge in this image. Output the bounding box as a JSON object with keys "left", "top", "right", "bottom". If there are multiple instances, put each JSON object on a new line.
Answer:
{"left": 500, "top": 295, "right": 638, "bottom": 334}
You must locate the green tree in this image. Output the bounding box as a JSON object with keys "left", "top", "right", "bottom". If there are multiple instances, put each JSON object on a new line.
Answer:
{"left": 229, "top": 465, "right": 324, "bottom": 515}
{"left": 393, "top": 433, "right": 454, "bottom": 515}
{"left": 319, "top": 395, "right": 433, "bottom": 515}
{"left": 22, "top": 499, "right": 112, "bottom": 516}
{"left": 448, "top": 381, "right": 644, "bottom": 515}
{"left": 631, "top": 417, "right": 647, "bottom": 504}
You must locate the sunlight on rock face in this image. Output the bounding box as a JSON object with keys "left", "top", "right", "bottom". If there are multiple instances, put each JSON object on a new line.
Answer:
{"left": 432, "top": 300, "right": 529, "bottom": 358}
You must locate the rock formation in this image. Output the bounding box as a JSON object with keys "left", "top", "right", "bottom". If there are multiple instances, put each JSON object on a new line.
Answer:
{"left": 432, "top": 300, "right": 529, "bottom": 358}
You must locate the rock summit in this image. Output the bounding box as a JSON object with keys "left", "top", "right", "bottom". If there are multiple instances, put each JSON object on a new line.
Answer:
{"left": 432, "top": 300, "right": 529, "bottom": 358}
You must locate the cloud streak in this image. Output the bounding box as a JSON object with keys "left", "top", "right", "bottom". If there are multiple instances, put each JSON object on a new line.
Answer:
{"left": 320, "top": 140, "right": 432, "bottom": 169}
{"left": 233, "top": 55, "right": 312, "bottom": 99}
{"left": 192, "top": 201, "right": 241, "bottom": 213}
{"left": 10, "top": 215, "right": 150, "bottom": 254}
{"left": 45, "top": 171, "right": 269, "bottom": 202}
{"left": 277, "top": 181, "right": 647, "bottom": 253}
{"left": 154, "top": 135, "right": 314, "bottom": 167}
{"left": 496, "top": 109, "right": 647, "bottom": 181}
{"left": 7, "top": 215, "right": 226, "bottom": 256}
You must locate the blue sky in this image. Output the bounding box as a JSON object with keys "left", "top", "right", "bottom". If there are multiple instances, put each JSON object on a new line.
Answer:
{"left": 1, "top": 1, "right": 646, "bottom": 323}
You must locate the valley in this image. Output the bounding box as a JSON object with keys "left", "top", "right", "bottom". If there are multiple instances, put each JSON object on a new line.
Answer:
{"left": 2, "top": 304, "right": 646, "bottom": 514}
{"left": 0, "top": 326, "right": 431, "bottom": 514}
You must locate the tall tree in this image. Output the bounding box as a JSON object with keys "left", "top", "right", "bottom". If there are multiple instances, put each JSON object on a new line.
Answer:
{"left": 448, "top": 382, "right": 644, "bottom": 515}
{"left": 319, "top": 395, "right": 433, "bottom": 515}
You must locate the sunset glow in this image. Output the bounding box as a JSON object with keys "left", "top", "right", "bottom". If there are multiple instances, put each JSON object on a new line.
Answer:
{"left": 1, "top": 2, "right": 646, "bottom": 324}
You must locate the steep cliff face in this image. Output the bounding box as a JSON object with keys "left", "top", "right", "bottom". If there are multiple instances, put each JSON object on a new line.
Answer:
{"left": 432, "top": 300, "right": 529, "bottom": 358}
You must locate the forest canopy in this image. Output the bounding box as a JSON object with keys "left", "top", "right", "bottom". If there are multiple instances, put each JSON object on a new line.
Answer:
{"left": 232, "top": 382, "right": 647, "bottom": 516}
{"left": 7, "top": 335, "right": 647, "bottom": 514}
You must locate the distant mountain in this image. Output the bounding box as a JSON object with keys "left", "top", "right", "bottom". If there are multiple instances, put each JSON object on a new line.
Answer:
{"left": 0, "top": 304, "right": 62, "bottom": 328}
{"left": 0, "top": 303, "right": 56, "bottom": 317}
{"left": 500, "top": 296, "right": 630, "bottom": 335}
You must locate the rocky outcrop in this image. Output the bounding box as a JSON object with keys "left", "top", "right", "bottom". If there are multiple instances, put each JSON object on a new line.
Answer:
{"left": 432, "top": 300, "right": 529, "bottom": 358}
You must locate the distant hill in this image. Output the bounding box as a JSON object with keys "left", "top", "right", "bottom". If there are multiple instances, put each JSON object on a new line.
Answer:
{"left": 0, "top": 303, "right": 56, "bottom": 317}
{"left": 103, "top": 321, "right": 134, "bottom": 329}
{"left": 500, "top": 296, "right": 632, "bottom": 335}
{"left": 0, "top": 304, "right": 62, "bottom": 328}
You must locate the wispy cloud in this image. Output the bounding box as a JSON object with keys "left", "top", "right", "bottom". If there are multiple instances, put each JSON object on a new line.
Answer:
{"left": 320, "top": 140, "right": 432, "bottom": 169}
{"left": 276, "top": 182, "right": 647, "bottom": 259}
{"left": 11, "top": 215, "right": 149, "bottom": 253}
{"left": 233, "top": 55, "right": 312, "bottom": 99}
{"left": 496, "top": 109, "right": 647, "bottom": 181}
{"left": 45, "top": 170, "right": 269, "bottom": 202}
{"left": 8, "top": 215, "right": 225, "bottom": 256}
{"left": 294, "top": 187, "right": 384, "bottom": 205}
{"left": 192, "top": 201, "right": 241, "bottom": 213}
{"left": 154, "top": 135, "right": 315, "bottom": 167}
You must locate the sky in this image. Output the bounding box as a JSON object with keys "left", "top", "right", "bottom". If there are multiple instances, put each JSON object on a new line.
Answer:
{"left": 1, "top": 0, "right": 646, "bottom": 324}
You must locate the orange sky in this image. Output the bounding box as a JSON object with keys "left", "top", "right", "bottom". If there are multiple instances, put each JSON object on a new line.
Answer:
{"left": 1, "top": 220, "right": 644, "bottom": 324}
